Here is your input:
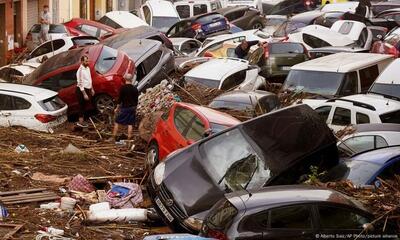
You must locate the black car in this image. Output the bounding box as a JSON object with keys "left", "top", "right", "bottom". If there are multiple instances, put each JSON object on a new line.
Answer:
{"left": 166, "top": 13, "right": 230, "bottom": 41}
{"left": 216, "top": 6, "right": 267, "bottom": 30}
{"left": 201, "top": 185, "right": 377, "bottom": 240}
{"left": 147, "top": 104, "right": 339, "bottom": 233}
{"left": 101, "top": 25, "right": 173, "bottom": 50}
{"left": 265, "top": 0, "right": 318, "bottom": 16}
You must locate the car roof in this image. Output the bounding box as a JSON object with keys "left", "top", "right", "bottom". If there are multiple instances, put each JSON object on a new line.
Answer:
{"left": 341, "top": 94, "right": 400, "bottom": 114}
{"left": 353, "top": 123, "right": 400, "bottom": 133}
{"left": 351, "top": 146, "right": 400, "bottom": 165}
{"left": 175, "top": 102, "right": 240, "bottom": 126}
{"left": 102, "top": 26, "right": 160, "bottom": 46}
{"left": 321, "top": 2, "right": 359, "bottom": 12}
{"left": 104, "top": 11, "right": 148, "bottom": 28}
{"left": 0, "top": 83, "right": 57, "bottom": 101}
{"left": 146, "top": 0, "right": 178, "bottom": 16}
{"left": 118, "top": 39, "right": 161, "bottom": 62}
{"left": 291, "top": 53, "right": 392, "bottom": 73}
{"left": 185, "top": 58, "right": 249, "bottom": 81}
{"left": 226, "top": 185, "right": 367, "bottom": 212}
{"left": 296, "top": 25, "right": 355, "bottom": 46}
{"left": 67, "top": 18, "right": 115, "bottom": 31}
{"left": 212, "top": 90, "right": 275, "bottom": 106}
{"left": 216, "top": 6, "right": 250, "bottom": 14}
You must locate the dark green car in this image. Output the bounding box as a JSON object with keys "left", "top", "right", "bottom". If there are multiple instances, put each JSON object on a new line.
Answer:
{"left": 255, "top": 42, "right": 309, "bottom": 81}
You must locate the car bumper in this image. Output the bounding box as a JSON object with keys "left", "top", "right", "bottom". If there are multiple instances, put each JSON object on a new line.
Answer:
{"left": 147, "top": 173, "right": 195, "bottom": 233}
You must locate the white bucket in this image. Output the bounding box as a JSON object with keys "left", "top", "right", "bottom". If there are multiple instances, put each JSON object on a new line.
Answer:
{"left": 87, "top": 208, "right": 148, "bottom": 222}
{"left": 60, "top": 197, "right": 77, "bottom": 210}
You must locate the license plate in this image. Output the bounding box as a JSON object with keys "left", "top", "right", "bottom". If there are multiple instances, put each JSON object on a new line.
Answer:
{"left": 281, "top": 66, "right": 291, "bottom": 71}
{"left": 208, "top": 22, "right": 221, "bottom": 28}
{"left": 155, "top": 197, "right": 174, "bottom": 222}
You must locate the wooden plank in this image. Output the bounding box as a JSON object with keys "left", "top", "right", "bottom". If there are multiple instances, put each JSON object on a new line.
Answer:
{"left": 0, "top": 188, "right": 47, "bottom": 197}
{"left": 0, "top": 193, "right": 57, "bottom": 201}
{"left": 3, "top": 196, "right": 60, "bottom": 205}
{"left": 0, "top": 223, "right": 24, "bottom": 240}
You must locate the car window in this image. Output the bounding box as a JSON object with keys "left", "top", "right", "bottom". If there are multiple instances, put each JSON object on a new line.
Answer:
{"left": 194, "top": 4, "right": 208, "bottom": 16}
{"left": 359, "top": 65, "right": 379, "bottom": 92}
{"left": 318, "top": 205, "right": 369, "bottom": 229}
{"left": 356, "top": 28, "right": 368, "bottom": 48}
{"left": 303, "top": 33, "right": 331, "bottom": 48}
{"left": 270, "top": 205, "right": 313, "bottom": 229}
{"left": 176, "top": 5, "right": 190, "bottom": 18}
{"left": 269, "top": 43, "right": 304, "bottom": 54}
{"left": 95, "top": 46, "right": 118, "bottom": 74}
{"left": 98, "top": 16, "right": 122, "bottom": 29}
{"left": 143, "top": 50, "right": 162, "bottom": 74}
{"left": 174, "top": 107, "right": 195, "bottom": 137}
{"left": 14, "top": 97, "right": 32, "bottom": 110}
{"left": 356, "top": 112, "right": 370, "bottom": 124}
{"left": 340, "top": 71, "right": 358, "bottom": 96}
{"left": 186, "top": 115, "right": 205, "bottom": 141}
{"left": 380, "top": 110, "right": 400, "bottom": 124}
{"left": 332, "top": 107, "right": 351, "bottom": 126}
{"left": 49, "top": 24, "right": 67, "bottom": 33}
{"left": 0, "top": 94, "right": 15, "bottom": 110}
{"left": 225, "top": 10, "right": 246, "bottom": 22}
{"left": 339, "top": 135, "right": 388, "bottom": 154}
{"left": 338, "top": 21, "right": 354, "bottom": 34}
{"left": 181, "top": 41, "right": 201, "bottom": 54}
{"left": 315, "top": 106, "right": 332, "bottom": 123}
{"left": 221, "top": 70, "right": 246, "bottom": 90}
{"left": 38, "top": 96, "right": 66, "bottom": 111}
{"left": 30, "top": 39, "right": 65, "bottom": 58}
{"left": 377, "top": 160, "right": 400, "bottom": 180}
{"left": 143, "top": 6, "right": 151, "bottom": 24}
{"left": 72, "top": 38, "right": 99, "bottom": 47}
{"left": 0, "top": 68, "right": 23, "bottom": 82}
{"left": 258, "top": 95, "right": 279, "bottom": 113}
{"left": 38, "top": 70, "right": 77, "bottom": 92}
{"left": 79, "top": 24, "right": 99, "bottom": 37}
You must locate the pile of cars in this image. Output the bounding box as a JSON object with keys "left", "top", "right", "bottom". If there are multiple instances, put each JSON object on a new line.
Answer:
{"left": 1, "top": 0, "right": 400, "bottom": 238}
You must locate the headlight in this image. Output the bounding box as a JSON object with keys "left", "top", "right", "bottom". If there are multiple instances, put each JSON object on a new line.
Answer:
{"left": 184, "top": 217, "right": 203, "bottom": 231}
{"left": 153, "top": 162, "right": 165, "bottom": 186}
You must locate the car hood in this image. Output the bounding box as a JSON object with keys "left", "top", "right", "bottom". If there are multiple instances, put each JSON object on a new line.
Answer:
{"left": 160, "top": 104, "right": 338, "bottom": 219}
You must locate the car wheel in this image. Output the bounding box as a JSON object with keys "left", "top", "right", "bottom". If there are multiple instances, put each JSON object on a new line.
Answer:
{"left": 146, "top": 141, "right": 160, "bottom": 169}
{"left": 252, "top": 21, "right": 264, "bottom": 29}
{"left": 94, "top": 94, "right": 115, "bottom": 113}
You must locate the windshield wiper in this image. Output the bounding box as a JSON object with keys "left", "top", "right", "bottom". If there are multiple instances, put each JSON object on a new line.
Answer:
{"left": 103, "top": 57, "right": 117, "bottom": 61}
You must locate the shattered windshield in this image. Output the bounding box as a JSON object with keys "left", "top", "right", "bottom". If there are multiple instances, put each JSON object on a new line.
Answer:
{"left": 200, "top": 128, "right": 270, "bottom": 191}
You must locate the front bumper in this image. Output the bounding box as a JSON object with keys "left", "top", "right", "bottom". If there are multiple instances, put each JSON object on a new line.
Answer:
{"left": 147, "top": 173, "right": 196, "bottom": 234}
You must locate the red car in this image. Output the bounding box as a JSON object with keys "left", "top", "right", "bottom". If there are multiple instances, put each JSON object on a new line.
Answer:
{"left": 63, "top": 18, "right": 125, "bottom": 40}
{"left": 371, "top": 27, "right": 400, "bottom": 57}
{"left": 146, "top": 102, "right": 240, "bottom": 168}
{"left": 22, "top": 44, "right": 134, "bottom": 114}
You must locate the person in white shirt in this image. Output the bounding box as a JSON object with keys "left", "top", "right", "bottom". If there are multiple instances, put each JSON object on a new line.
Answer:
{"left": 40, "top": 5, "right": 51, "bottom": 43}
{"left": 76, "top": 55, "right": 95, "bottom": 128}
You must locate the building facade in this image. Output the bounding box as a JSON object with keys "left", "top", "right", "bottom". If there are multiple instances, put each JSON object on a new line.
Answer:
{"left": 0, "top": 0, "right": 144, "bottom": 66}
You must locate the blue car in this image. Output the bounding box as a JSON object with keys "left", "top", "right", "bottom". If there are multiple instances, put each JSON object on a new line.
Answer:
{"left": 166, "top": 13, "right": 230, "bottom": 41}
{"left": 324, "top": 146, "right": 400, "bottom": 186}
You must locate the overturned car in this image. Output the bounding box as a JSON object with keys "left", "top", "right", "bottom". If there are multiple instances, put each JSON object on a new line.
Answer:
{"left": 147, "top": 104, "right": 339, "bottom": 233}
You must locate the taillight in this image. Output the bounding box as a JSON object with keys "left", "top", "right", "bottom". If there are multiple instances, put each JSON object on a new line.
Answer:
{"left": 192, "top": 23, "right": 202, "bottom": 31}
{"left": 264, "top": 46, "right": 270, "bottom": 58}
{"left": 35, "top": 114, "right": 57, "bottom": 123}
{"left": 26, "top": 33, "right": 32, "bottom": 41}
{"left": 204, "top": 51, "right": 214, "bottom": 58}
{"left": 387, "top": 46, "right": 398, "bottom": 57}
{"left": 207, "top": 229, "right": 228, "bottom": 240}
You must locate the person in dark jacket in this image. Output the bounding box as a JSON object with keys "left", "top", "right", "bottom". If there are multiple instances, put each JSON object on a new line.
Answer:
{"left": 234, "top": 40, "right": 261, "bottom": 59}
{"left": 111, "top": 73, "right": 139, "bottom": 141}
{"left": 355, "top": 0, "right": 371, "bottom": 18}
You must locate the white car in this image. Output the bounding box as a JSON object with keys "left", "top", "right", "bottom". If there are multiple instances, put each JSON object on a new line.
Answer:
{"left": 170, "top": 38, "right": 202, "bottom": 55}
{"left": 184, "top": 58, "right": 265, "bottom": 90}
{"left": 338, "top": 123, "right": 400, "bottom": 156}
{"left": 331, "top": 20, "right": 373, "bottom": 50}
{"left": 174, "top": 0, "right": 223, "bottom": 19}
{"left": 369, "top": 58, "right": 400, "bottom": 102}
{"left": 0, "top": 83, "right": 68, "bottom": 133}
{"left": 196, "top": 29, "right": 271, "bottom": 57}
{"left": 0, "top": 62, "right": 40, "bottom": 82}
{"left": 25, "top": 24, "right": 70, "bottom": 51}
{"left": 139, "top": 0, "right": 181, "bottom": 32}
{"left": 313, "top": 93, "right": 400, "bottom": 132}
{"left": 25, "top": 36, "right": 99, "bottom": 64}
{"left": 98, "top": 11, "right": 148, "bottom": 29}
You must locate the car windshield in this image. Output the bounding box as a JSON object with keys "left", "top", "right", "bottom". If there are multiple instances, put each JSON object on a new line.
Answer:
{"left": 370, "top": 83, "right": 400, "bottom": 101}
{"left": 185, "top": 76, "right": 220, "bottom": 89}
{"left": 209, "top": 100, "right": 253, "bottom": 111}
{"left": 323, "top": 160, "right": 381, "bottom": 186}
{"left": 200, "top": 128, "right": 270, "bottom": 191}
{"left": 265, "top": 18, "right": 286, "bottom": 26}
{"left": 273, "top": 21, "right": 306, "bottom": 37}
{"left": 152, "top": 17, "right": 180, "bottom": 32}
{"left": 49, "top": 24, "right": 67, "bottom": 33}
{"left": 38, "top": 96, "right": 66, "bottom": 111}
{"left": 95, "top": 46, "right": 118, "bottom": 74}
{"left": 283, "top": 70, "right": 344, "bottom": 96}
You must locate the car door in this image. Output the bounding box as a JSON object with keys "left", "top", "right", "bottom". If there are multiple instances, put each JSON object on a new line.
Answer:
{"left": 27, "top": 39, "right": 67, "bottom": 63}
{"left": 0, "top": 93, "right": 14, "bottom": 127}
{"left": 263, "top": 204, "right": 315, "bottom": 239}
{"left": 162, "top": 106, "right": 195, "bottom": 154}
{"left": 316, "top": 204, "right": 372, "bottom": 236}
{"left": 0, "top": 93, "right": 33, "bottom": 129}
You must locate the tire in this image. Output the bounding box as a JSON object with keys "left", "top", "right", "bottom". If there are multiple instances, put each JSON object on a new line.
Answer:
{"left": 146, "top": 141, "right": 160, "bottom": 169}
{"left": 252, "top": 21, "right": 264, "bottom": 29}
{"left": 94, "top": 94, "right": 115, "bottom": 113}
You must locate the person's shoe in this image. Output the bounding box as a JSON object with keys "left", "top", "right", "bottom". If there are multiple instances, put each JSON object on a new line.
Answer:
{"left": 76, "top": 122, "right": 88, "bottom": 128}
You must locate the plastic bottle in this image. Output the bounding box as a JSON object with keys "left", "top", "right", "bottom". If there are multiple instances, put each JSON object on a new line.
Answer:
{"left": 44, "top": 227, "right": 64, "bottom": 235}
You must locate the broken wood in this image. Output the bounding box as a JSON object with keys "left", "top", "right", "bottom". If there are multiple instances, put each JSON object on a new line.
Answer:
{"left": 89, "top": 117, "right": 103, "bottom": 140}
{"left": 0, "top": 223, "right": 24, "bottom": 240}
{"left": 0, "top": 188, "right": 59, "bottom": 205}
